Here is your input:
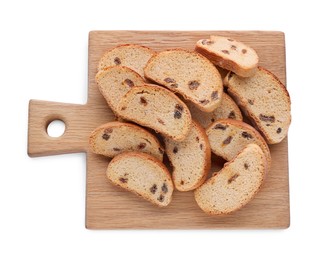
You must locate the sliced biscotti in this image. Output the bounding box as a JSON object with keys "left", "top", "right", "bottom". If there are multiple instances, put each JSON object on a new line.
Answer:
{"left": 225, "top": 67, "right": 291, "bottom": 144}
{"left": 97, "top": 44, "right": 155, "bottom": 78}
{"left": 95, "top": 66, "right": 145, "bottom": 116}
{"left": 144, "top": 49, "right": 223, "bottom": 112}
{"left": 186, "top": 93, "right": 243, "bottom": 128}
{"left": 106, "top": 152, "right": 174, "bottom": 207}
{"left": 164, "top": 121, "right": 211, "bottom": 191}
{"left": 206, "top": 119, "right": 271, "bottom": 169}
{"left": 89, "top": 121, "right": 164, "bottom": 161}
{"left": 117, "top": 84, "right": 192, "bottom": 141}
{"left": 195, "top": 36, "right": 259, "bottom": 77}
{"left": 194, "top": 144, "right": 266, "bottom": 215}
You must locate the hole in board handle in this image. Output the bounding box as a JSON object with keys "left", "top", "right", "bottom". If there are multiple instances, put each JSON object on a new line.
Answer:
{"left": 46, "top": 119, "right": 66, "bottom": 138}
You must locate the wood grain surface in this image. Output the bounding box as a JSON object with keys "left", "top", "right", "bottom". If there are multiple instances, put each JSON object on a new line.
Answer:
{"left": 28, "top": 31, "right": 290, "bottom": 229}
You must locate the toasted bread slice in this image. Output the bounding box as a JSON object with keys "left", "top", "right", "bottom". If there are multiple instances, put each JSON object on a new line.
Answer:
{"left": 165, "top": 121, "right": 211, "bottom": 191}
{"left": 89, "top": 121, "right": 164, "bottom": 161}
{"left": 106, "top": 152, "right": 173, "bottom": 207}
{"left": 195, "top": 36, "right": 259, "bottom": 77}
{"left": 186, "top": 93, "right": 242, "bottom": 128}
{"left": 144, "top": 49, "right": 223, "bottom": 112}
{"left": 194, "top": 144, "right": 266, "bottom": 215}
{"left": 206, "top": 119, "right": 271, "bottom": 169}
{"left": 225, "top": 67, "right": 291, "bottom": 144}
{"left": 95, "top": 66, "right": 145, "bottom": 116}
{"left": 118, "top": 84, "right": 192, "bottom": 141}
{"left": 98, "top": 44, "right": 155, "bottom": 78}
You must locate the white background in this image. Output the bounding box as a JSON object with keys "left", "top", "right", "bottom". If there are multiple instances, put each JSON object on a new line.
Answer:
{"left": 0, "top": 0, "right": 320, "bottom": 259}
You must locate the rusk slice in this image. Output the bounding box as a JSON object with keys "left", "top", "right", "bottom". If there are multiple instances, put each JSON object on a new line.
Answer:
{"left": 106, "top": 152, "right": 173, "bottom": 207}
{"left": 194, "top": 144, "right": 266, "bottom": 215}
{"left": 89, "top": 121, "right": 164, "bottom": 161}
{"left": 95, "top": 66, "right": 145, "bottom": 115}
{"left": 225, "top": 67, "right": 291, "bottom": 144}
{"left": 186, "top": 93, "right": 243, "bottom": 128}
{"left": 97, "top": 44, "right": 155, "bottom": 78}
{"left": 165, "top": 121, "right": 211, "bottom": 191}
{"left": 206, "top": 119, "right": 271, "bottom": 169}
{"left": 118, "top": 84, "right": 192, "bottom": 141}
{"left": 195, "top": 36, "right": 259, "bottom": 77}
{"left": 144, "top": 49, "right": 223, "bottom": 112}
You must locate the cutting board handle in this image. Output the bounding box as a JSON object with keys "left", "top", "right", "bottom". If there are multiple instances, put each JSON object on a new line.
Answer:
{"left": 28, "top": 99, "right": 88, "bottom": 157}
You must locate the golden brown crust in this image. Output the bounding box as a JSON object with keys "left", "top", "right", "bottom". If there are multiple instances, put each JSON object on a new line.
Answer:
{"left": 107, "top": 152, "right": 173, "bottom": 207}
{"left": 110, "top": 151, "right": 170, "bottom": 176}
{"left": 96, "top": 65, "right": 143, "bottom": 80}
{"left": 258, "top": 67, "right": 290, "bottom": 99}
{"left": 98, "top": 44, "right": 156, "bottom": 72}
{"left": 116, "top": 43, "right": 156, "bottom": 52}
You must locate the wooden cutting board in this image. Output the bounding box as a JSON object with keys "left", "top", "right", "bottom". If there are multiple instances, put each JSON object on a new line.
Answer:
{"left": 28, "top": 31, "right": 290, "bottom": 229}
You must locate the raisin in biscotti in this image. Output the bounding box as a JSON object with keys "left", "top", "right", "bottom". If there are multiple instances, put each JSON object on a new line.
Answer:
{"left": 164, "top": 121, "right": 211, "bottom": 191}
{"left": 118, "top": 84, "right": 192, "bottom": 141}
{"left": 195, "top": 36, "right": 259, "bottom": 77}
{"left": 186, "top": 93, "right": 243, "bottom": 128}
{"left": 89, "top": 121, "right": 164, "bottom": 161}
{"left": 225, "top": 67, "right": 291, "bottom": 144}
{"left": 144, "top": 49, "right": 223, "bottom": 112}
{"left": 206, "top": 119, "right": 271, "bottom": 169}
{"left": 95, "top": 66, "right": 145, "bottom": 116}
{"left": 97, "top": 44, "right": 155, "bottom": 78}
{"left": 106, "top": 152, "right": 173, "bottom": 207}
{"left": 194, "top": 144, "right": 266, "bottom": 215}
